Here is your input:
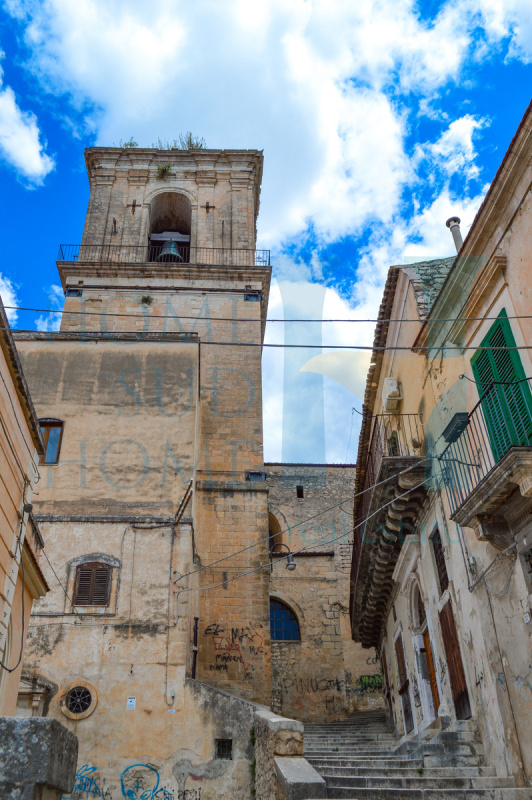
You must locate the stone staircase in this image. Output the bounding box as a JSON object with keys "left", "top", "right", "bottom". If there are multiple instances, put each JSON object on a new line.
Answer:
{"left": 304, "top": 709, "right": 532, "bottom": 799}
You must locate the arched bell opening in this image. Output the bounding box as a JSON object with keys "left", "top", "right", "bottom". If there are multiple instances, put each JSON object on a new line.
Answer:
{"left": 149, "top": 192, "right": 192, "bottom": 263}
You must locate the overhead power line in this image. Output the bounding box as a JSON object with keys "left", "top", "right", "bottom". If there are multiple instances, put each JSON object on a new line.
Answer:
{"left": 5, "top": 304, "right": 532, "bottom": 325}
{"left": 176, "top": 472, "right": 440, "bottom": 597}
{"left": 5, "top": 327, "right": 532, "bottom": 352}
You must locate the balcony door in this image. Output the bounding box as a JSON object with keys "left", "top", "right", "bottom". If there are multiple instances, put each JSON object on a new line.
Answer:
{"left": 471, "top": 310, "right": 532, "bottom": 461}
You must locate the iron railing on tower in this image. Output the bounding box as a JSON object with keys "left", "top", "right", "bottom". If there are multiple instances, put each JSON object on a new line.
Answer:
{"left": 57, "top": 243, "right": 271, "bottom": 267}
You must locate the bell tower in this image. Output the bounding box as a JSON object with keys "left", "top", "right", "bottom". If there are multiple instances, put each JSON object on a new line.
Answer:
{"left": 18, "top": 146, "right": 273, "bottom": 714}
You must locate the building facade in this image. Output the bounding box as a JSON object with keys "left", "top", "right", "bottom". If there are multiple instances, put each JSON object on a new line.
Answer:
{"left": 0, "top": 297, "right": 48, "bottom": 715}
{"left": 13, "top": 146, "right": 372, "bottom": 800}
{"left": 267, "top": 463, "right": 381, "bottom": 721}
{"left": 350, "top": 102, "right": 532, "bottom": 785}
{"left": 15, "top": 146, "right": 272, "bottom": 799}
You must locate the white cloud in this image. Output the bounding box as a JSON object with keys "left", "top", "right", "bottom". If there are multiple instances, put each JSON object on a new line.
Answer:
{"left": 35, "top": 284, "right": 63, "bottom": 331}
{"left": 403, "top": 185, "right": 489, "bottom": 260}
{"left": 470, "top": 0, "right": 532, "bottom": 62}
{"left": 415, "top": 115, "right": 487, "bottom": 182}
{"left": 0, "top": 60, "right": 54, "bottom": 183}
{"left": 0, "top": 274, "right": 19, "bottom": 325}
{"left": 263, "top": 278, "right": 375, "bottom": 462}
{"left": 3, "top": 0, "right": 508, "bottom": 246}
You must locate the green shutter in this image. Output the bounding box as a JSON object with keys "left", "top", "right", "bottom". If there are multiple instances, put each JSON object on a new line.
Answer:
{"left": 471, "top": 310, "right": 532, "bottom": 461}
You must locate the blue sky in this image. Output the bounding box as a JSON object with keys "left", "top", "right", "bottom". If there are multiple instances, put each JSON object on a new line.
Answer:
{"left": 1, "top": 0, "right": 531, "bottom": 462}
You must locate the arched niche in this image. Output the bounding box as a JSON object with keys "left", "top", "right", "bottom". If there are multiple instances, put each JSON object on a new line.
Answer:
{"left": 269, "top": 512, "right": 283, "bottom": 556}
{"left": 149, "top": 192, "right": 192, "bottom": 263}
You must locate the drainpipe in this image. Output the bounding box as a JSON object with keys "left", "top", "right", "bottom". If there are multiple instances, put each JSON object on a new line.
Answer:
{"left": 446, "top": 217, "right": 463, "bottom": 253}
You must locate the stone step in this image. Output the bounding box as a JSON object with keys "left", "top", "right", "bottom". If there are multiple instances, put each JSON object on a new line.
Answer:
{"left": 305, "top": 734, "right": 396, "bottom": 741}
{"left": 324, "top": 776, "right": 515, "bottom": 790}
{"left": 319, "top": 790, "right": 532, "bottom": 799}
{"left": 307, "top": 758, "right": 425, "bottom": 769}
{"left": 307, "top": 766, "right": 497, "bottom": 778}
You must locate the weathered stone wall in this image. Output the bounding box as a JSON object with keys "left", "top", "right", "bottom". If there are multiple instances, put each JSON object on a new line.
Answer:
{"left": 81, "top": 148, "right": 263, "bottom": 254}
{"left": 0, "top": 717, "right": 78, "bottom": 799}
{"left": 14, "top": 145, "right": 274, "bottom": 795}
{"left": 267, "top": 464, "right": 383, "bottom": 721}
{"left": 253, "top": 707, "right": 304, "bottom": 800}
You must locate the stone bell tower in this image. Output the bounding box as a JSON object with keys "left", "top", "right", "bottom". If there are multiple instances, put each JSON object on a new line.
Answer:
{"left": 16, "top": 145, "right": 273, "bottom": 770}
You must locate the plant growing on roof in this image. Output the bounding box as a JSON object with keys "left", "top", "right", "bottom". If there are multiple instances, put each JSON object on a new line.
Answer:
{"left": 156, "top": 164, "right": 172, "bottom": 180}
{"left": 120, "top": 137, "right": 138, "bottom": 148}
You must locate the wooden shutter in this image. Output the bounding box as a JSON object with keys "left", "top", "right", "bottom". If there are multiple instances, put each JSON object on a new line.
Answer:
{"left": 422, "top": 629, "right": 440, "bottom": 714}
{"left": 74, "top": 563, "right": 111, "bottom": 606}
{"left": 471, "top": 310, "right": 532, "bottom": 461}
{"left": 439, "top": 601, "right": 471, "bottom": 720}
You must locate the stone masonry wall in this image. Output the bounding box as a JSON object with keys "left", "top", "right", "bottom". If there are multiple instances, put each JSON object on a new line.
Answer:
{"left": 267, "top": 464, "right": 383, "bottom": 721}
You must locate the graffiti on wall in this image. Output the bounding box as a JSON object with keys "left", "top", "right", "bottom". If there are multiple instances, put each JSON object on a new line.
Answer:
{"left": 282, "top": 675, "right": 346, "bottom": 695}
{"left": 204, "top": 622, "right": 264, "bottom": 676}
{"left": 351, "top": 674, "right": 383, "bottom": 697}
{"left": 512, "top": 672, "right": 532, "bottom": 714}
{"left": 65, "top": 764, "right": 201, "bottom": 800}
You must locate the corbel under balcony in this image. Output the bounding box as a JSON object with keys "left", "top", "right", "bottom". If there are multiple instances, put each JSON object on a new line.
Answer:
{"left": 451, "top": 448, "right": 532, "bottom": 549}
{"left": 353, "top": 460, "right": 428, "bottom": 649}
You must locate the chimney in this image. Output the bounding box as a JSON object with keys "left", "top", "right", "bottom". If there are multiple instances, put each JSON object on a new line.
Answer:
{"left": 446, "top": 216, "right": 463, "bottom": 253}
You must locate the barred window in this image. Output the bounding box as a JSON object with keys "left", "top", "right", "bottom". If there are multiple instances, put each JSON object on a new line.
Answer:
{"left": 270, "top": 599, "right": 300, "bottom": 641}
{"left": 73, "top": 563, "right": 111, "bottom": 606}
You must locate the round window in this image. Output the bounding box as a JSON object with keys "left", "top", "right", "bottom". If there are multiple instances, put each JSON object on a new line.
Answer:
{"left": 60, "top": 680, "right": 98, "bottom": 720}
{"left": 66, "top": 686, "right": 92, "bottom": 714}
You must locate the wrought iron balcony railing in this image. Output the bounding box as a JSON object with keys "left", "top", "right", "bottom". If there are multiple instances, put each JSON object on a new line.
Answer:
{"left": 352, "top": 413, "right": 425, "bottom": 576}
{"left": 440, "top": 378, "right": 532, "bottom": 516}
{"left": 57, "top": 243, "right": 271, "bottom": 268}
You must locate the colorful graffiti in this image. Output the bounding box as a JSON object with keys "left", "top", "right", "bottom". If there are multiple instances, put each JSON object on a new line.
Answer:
{"left": 71, "top": 765, "right": 106, "bottom": 797}
{"left": 64, "top": 764, "right": 201, "bottom": 800}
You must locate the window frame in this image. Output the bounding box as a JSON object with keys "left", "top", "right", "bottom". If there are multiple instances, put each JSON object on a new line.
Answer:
{"left": 39, "top": 419, "right": 64, "bottom": 465}
{"left": 270, "top": 598, "right": 301, "bottom": 642}
{"left": 73, "top": 562, "right": 112, "bottom": 607}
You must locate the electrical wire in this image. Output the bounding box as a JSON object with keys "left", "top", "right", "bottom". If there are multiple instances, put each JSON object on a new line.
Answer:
{"left": 6, "top": 327, "right": 532, "bottom": 352}
{"left": 176, "top": 472, "right": 440, "bottom": 598}
{"left": 173, "top": 456, "right": 434, "bottom": 585}
{"left": 5, "top": 304, "right": 532, "bottom": 325}
{"left": 345, "top": 407, "right": 356, "bottom": 463}
{"left": 0, "top": 369, "right": 41, "bottom": 478}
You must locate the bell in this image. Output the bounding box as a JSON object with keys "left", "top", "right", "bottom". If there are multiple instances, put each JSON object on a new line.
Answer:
{"left": 156, "top": 240, "right": 183, "bottom": 262}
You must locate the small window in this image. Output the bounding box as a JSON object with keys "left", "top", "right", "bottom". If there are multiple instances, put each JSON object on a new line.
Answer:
{"left": 270, "top": 599, "right": 300, "bottom": 641}
{"left": 215, "top": 739, "right": 232, "bottom": 759}
{"left": 296, "top": 485, "right": 304, "bottom": 499}
{"left": 65, "top": 686, "right": 92, "bottom": 714}
{"left": 39, "top": 419, "right": 64, "bottom": 464}
{"left": 73, "top": 563, "right": 111, "bottom": 606}
{"left": 432, "top": 529, "right": 449, "bottom": 595}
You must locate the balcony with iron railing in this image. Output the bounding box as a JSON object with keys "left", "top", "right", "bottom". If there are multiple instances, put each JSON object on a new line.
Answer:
{"left": 57, "top": 243, "right": 271, "bottom": 268}
{"left": 440, "top": 378, "right": 532, "bottom": 533}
